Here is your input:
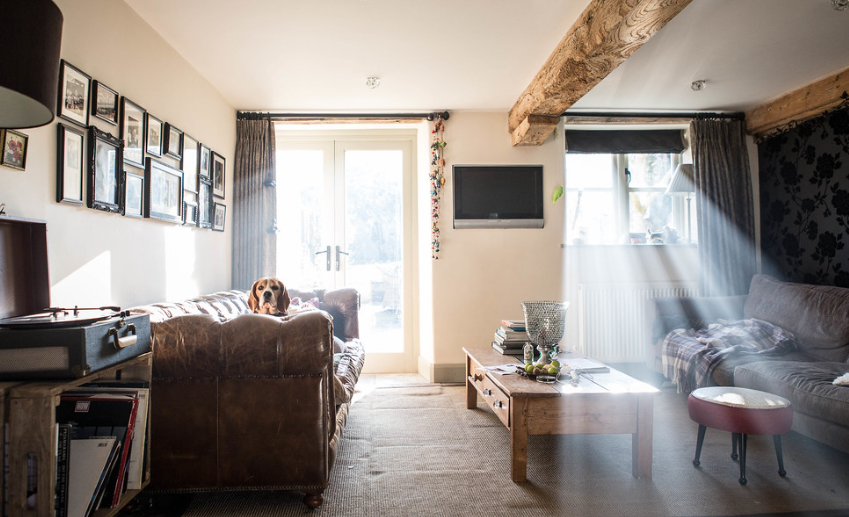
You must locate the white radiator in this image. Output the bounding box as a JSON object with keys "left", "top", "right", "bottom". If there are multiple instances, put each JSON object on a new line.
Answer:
{"left": 577, "top": 283, "right": 700, "bottom": 363}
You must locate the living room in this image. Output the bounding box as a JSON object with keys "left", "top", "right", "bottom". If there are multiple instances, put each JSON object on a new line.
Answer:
{"left": 1, "top": 0, "right": 849, "bottom": 516}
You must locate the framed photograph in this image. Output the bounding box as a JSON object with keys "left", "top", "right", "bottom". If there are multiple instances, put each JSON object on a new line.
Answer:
{"left": 199, "top": 144, "right": 211, "bottom": 179}
{"left": 56, "top": 123, "right": 84, "bottom": 205}
{"left": 198, "top": 180, "right": 212, "bottom": 229}
{"left": 146, "top": 114, "right": 163, "bottom": 157}
{"left": 212, "top": 202, "right": 226, "bottom": 232}
{"left": 121, "top": 97, "right": 146, "bottom": 167}
{"left": 164, "top": 123, "right": 183, "bottom": 160}
{"left": 182, "top": 133, "right": 199, "bottom": 193}
{"left": 144, "top": 158, "right": 184, "bottom": 223}
{"left": 183, "top": 194, "right": 198, "bottom": 226}
{"left": 211, "top": 152, "right": 225, "bottom": 199}
{"left": 57, "top": 60, "right": 90, "bottom": 127}
{"left": 92, "top": 80, "right": 119, "bottom": 125}
{"left": 87, "top": 126, "right": 124, "bottom": 214}
{"left": 123, "top": 171, "right": 144, "bottom": 218}
{"left": 1, "top": 129, "right": 28, "bottom": 171}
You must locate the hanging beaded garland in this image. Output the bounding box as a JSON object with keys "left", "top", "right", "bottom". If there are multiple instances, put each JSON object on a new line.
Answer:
{"left": 430, "top": 114, "right": 446, "bottom": 259}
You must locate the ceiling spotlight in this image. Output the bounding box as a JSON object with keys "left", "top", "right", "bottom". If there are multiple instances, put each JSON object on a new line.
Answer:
{"left": 366, "top": 76, "right": 380, "bottom": 89}
{"left": 691, "top": 80, "right": 707, "bottom": 91}
{"left": 834, "top": 0, "right": 848, "bottom": 10}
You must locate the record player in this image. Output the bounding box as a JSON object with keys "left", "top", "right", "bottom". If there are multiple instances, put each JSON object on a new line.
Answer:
{"left": 0, "top": 217, "right": 151, "bottom": 379}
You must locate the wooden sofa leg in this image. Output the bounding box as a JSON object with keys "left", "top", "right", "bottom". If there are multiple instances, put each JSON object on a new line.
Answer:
{"left": 303, "top": 490, "right": 324, "bottom": 508}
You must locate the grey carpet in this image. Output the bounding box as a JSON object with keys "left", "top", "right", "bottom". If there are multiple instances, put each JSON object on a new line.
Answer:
{"left": 168, "top": 383, "right": 849, "bottom": 517}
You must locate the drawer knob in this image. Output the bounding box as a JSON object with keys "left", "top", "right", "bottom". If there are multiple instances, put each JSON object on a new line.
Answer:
{"left": 473, "top": 374, "right": 483, "bottom": 382}
{"left": 482, "top": 388, "right": 492, "bottom": 396}
{"left": 493, "top": 400, "right": 503, "bottom": 409}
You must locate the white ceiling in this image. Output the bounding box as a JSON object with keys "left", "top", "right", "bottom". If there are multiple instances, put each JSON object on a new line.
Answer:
{"left": 123, "top": 0, "right": 849, "bottom": 115}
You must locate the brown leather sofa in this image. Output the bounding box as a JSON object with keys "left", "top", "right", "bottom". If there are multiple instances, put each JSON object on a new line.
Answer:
{"left": 130, "top": 287, "right": 365, "bottom": 507}
{"left": 648, "top": 274, "right": 849, "bottom": 453}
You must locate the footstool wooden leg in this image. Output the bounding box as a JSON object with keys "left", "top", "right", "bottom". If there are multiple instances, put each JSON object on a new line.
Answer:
{"left": 731, "top": 432, "right": 739, "bottom": 460}
{"left": 738, "top": 433, "right": 748, "bottom": 485}
{"left": 693, "top": 424, "right": 706, "bottom": 467}
{"left": 774, "top": 435, "right": 787, "bottom": 477}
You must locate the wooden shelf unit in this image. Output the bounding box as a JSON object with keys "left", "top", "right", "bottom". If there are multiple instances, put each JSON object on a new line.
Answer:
{"left": 3, "top": 352, "right": 152, "bottom": 517}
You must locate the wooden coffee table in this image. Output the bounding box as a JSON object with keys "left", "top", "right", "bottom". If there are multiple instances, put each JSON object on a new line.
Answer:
{"left": 463, "top": 346, "right": 659, "bottom": 482}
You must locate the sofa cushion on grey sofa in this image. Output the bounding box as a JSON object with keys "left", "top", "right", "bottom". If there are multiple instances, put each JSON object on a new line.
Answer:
{"left": 744, "top": 274, "right": 849, "bottom": 363}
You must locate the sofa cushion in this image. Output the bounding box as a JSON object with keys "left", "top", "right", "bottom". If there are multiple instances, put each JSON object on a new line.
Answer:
{"left": 743, "top": 275, "right": 849, "bottom": 363}
{"left": 733, "top": 361, "right": 849, "bottom": 429}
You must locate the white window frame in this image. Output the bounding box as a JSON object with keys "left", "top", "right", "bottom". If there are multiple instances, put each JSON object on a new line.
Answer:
{"left": 566, "top": 152, "right": 693, "bottom": 245}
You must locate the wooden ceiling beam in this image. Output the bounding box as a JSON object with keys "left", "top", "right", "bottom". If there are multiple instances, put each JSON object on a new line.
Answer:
{"left": 508, "top": 0, "right": 693, "bottom": 146}
{"left": 745, "top": 65, "right": 849, "bottom": 140}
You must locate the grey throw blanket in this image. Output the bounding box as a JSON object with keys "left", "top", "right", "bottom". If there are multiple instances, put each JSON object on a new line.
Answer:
{"left": 662, "top": 318, "right": 797, "bottom": 394}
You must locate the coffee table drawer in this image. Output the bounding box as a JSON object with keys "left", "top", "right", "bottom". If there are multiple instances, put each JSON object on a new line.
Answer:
{"left": 478, "top": 375, "right": 510, "bottom": 427}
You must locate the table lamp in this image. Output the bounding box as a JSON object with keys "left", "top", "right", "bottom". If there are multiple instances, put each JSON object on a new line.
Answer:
{"left": 665, "top": 163, "right": 695, "bottom": 243}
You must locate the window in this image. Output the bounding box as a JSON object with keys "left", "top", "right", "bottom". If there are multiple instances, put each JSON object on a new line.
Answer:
{"left": 566, "top": 152, "right": 696, "bottom": 245}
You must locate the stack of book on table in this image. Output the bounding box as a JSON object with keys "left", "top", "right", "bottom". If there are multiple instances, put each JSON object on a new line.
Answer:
{"left": 492, "top": 319, "right": 529, "bottom": 356}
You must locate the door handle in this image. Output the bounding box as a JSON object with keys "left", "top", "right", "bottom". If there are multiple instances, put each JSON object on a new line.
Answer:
{"left": 335, "top": 245, "right": 349, "bottom": 271}
{"left": 315, "top": 245, "right": 331, "bottom": 271}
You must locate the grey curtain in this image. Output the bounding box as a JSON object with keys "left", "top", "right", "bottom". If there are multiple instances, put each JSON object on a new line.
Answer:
{"left": 232, "top": 114, "right": 277, "bottom": 290}
{"left": 691, "top": 118, "right": 756, "bottom": 296}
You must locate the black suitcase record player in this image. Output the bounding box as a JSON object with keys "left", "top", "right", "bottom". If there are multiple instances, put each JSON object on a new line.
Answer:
{"left": 0, "top": 217, "right": 151, "bottom": 379}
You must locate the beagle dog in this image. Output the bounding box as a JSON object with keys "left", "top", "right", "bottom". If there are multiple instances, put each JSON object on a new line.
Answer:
{"left": 248, "top": 277, "right": 291, "bottom": 316}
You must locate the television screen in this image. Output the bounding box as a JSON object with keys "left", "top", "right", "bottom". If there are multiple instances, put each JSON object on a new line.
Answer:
{"left": 453, "top": 165, "right": 544, "bottom": 229}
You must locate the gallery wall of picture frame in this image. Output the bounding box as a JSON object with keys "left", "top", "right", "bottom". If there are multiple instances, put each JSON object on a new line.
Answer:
{"left": 54, "top": 59, "right": 227, "bottom": 231}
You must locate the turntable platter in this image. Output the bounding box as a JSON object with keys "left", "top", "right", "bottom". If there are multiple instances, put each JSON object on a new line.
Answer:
{"left": 0, "top": 307, "right": 121, "bottom": 329}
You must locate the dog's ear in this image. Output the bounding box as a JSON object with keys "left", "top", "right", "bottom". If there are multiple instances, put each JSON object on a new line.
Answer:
{"left": 277, "top": 280, "right": 291, "bottom": 315}
{"left": 248, "top": 280, "right": 261, "bottom": 312}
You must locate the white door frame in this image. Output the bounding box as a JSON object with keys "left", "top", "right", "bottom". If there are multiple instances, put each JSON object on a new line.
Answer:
{"left": 275, "top": 128, "right": 419, "bottom": 373}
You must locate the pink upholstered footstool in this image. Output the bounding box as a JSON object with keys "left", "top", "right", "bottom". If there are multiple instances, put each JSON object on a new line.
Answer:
{"left": 688, "top": 386, "right": 793, "bottom": 485}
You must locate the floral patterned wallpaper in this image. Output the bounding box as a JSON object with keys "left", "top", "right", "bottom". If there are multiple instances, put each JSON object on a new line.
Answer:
{"left": 758, "top": 105, "right": 849, "bottom": 288}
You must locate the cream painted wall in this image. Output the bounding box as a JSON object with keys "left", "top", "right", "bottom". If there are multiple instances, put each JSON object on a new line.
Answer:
{"left": 0, "top": 0, "right": 235, "bottom": 309}
{"left": 423, "top": 112, "right": 566, "bottom": 380}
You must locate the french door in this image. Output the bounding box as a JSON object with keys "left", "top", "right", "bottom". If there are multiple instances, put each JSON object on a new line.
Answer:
{"left": 276, "top": 132, "right": 416, "bottom": 372}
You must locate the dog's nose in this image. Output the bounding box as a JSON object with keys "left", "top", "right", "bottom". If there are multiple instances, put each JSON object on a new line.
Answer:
{"left": 263, "top": 291, "right": 272, "bottom": 299}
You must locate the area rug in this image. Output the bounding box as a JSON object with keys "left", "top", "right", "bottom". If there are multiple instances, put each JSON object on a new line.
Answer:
{"left": 165, "top": 384, "right": 849, "bottom": 517}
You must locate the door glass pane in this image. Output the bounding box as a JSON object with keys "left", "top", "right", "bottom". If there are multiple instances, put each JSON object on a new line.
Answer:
{"left": 344, "top": 150, "right": 403, "bottom": 353}
{"left": 276, "top": 150, "right": 329, "bottom": 288}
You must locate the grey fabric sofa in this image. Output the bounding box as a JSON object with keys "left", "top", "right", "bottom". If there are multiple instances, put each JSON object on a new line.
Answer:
{"left": 648, "top": 274, "right": 849, "bottom": 453}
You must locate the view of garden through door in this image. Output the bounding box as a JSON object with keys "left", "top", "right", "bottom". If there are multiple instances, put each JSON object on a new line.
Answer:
{"left": 275, "top": 132, "right": 415, "bottom": 372}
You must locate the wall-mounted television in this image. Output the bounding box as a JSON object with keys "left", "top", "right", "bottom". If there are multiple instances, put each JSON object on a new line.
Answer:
{"left": 453, "top": 165, "right": 544, "bottom": 229}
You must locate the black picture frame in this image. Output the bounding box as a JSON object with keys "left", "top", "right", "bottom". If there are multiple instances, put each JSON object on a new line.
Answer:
{"left": 144, "top": 158, "right": 184, "bottom": 223}
{"left": 146, "top": 113, "right": 163, "bottom": 157}
{"left": 123, "top": 171, "right": 144, "bottom": 218}
{"left": 198, "top": 180, "right": 212, "bottom": 229}
{"left": 1, "top": 129, "right": 28, "bottom": 171}
{"left": 57, "top": 60, "right": 90, "bottom": 127}
{"left": 183, "top": 200, "right": 198, "bottom": 226}
{"left": 56, "top": 123, "right": 85, "bottom": 205}
{"left": 182, "top": 133, "right": 199, "bottom": 193}
{"left": 92, "top": 80, "right": 119, "bottom": 125}
{"left": 199, "top": 144, "right": 211, "bottom": 179}
{"left": 212, "top": 202, "right": 226, "bottom": 232}
{"left": 121, "top": 97, "right": 146, "bottom": 167}
{"left": 164, "top": 123, "right": 183, "bottom": 160}
{"left": 211, "top": 151, "right": 225, "bottom": 199}
{"left": 87, "top": 126, "right": 124, "bottom": 214}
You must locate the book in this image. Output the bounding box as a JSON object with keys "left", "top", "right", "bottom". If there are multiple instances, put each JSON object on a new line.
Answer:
{"left": 496, "top": 327, "right": 528, "bottom": 339}
{"left": 493, "top": 331, "right": 527, "bottom": 347}
{"left": 66, "top": 436, "right": 118, "bottom": 517}
{"left": 70, "top": 383, "right": 150, "bottom": 490}
{"left": 56, "top": 394, "right": 139, "bottom": 509}
{"left": 492, "top": 341, "right": 525, "bottom": 356}
{"left": 55, "top": 423, "right": 73, "bottom": 517}
{"left": 500, "top": 319, "right": 526, "bottom": 331}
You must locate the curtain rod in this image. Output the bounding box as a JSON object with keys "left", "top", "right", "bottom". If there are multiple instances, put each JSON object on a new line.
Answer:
{"left": 562, "top": 111, "right": 744, "bottom": 120}
{"left": 238, "top": 111, "right": 450, "bottom": 121}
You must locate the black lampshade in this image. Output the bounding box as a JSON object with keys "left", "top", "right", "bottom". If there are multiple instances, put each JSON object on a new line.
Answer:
{"left": 0, "top": 0, "right": 63, "bottom": 129}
